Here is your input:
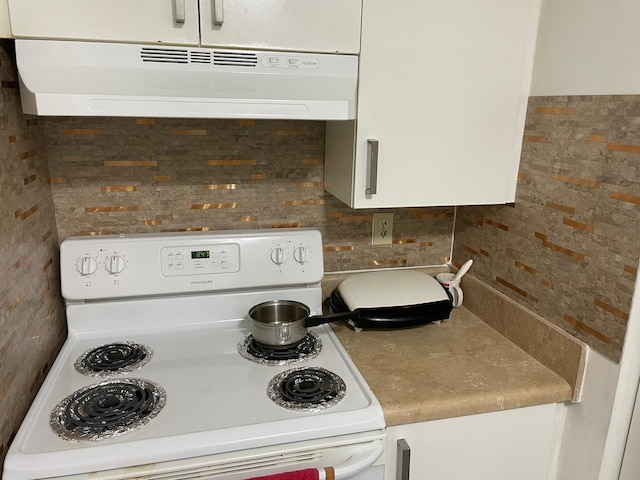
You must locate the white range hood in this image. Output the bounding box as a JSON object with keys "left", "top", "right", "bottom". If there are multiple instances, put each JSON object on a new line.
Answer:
{"left": 14, "top": 39, "right": 359, "bottom": 120}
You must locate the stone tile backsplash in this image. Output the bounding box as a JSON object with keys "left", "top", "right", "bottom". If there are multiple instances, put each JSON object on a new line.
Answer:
{"left": 46, "top": 97, "right": 639, "bottom": 363}
{"left": 43, "top": 117, "right": 456, "bottom": 273}
{"left": 0, "top": 41, "right": 66, "bottom": 464}
{"left": 454, "top": 96, "right": 640, "bottom": 362}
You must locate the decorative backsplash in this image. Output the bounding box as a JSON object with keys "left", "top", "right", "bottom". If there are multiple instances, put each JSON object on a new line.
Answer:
{"left": 43, "top": 117, "right": 456, "bottom": 273}
{"left": 0, "top": 42, "right": 66, "bottom": 463}
{"left": 45, "top": 99, "right": 638, "bottom": 363}
{"left": 454, "top": 95, "right": 640, "bottom": 362}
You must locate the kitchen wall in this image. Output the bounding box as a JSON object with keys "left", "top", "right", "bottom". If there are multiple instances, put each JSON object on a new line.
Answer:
{"left": 42, "top": 117, "right": 455, "bottom": 272}
{"left": 453, "top": 95, "right": 640, "bottom": 363}
{"left": 0, "top": 41, "right": 66, "bottom": 464}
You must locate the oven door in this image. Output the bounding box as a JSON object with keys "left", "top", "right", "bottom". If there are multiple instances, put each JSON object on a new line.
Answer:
{"left": 39, "top": 431, "right": 386, "bottom": 480}
{"left": 187, "top": 435, "right": 385, "bottom": 480}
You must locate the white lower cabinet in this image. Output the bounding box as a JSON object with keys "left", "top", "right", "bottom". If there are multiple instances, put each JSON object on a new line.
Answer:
{"left": 385, "top": 404, "right": 563, "bottom": 480}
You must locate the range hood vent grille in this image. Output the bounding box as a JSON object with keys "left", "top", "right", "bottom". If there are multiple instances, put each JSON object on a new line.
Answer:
{"left": 140, "top": 47, "right": 189, "bottom": 64}
{"left": 140, "top": 47, "right": 258, "bottom": 67}
{"left": 213, "top": 51, "right": 258, "bottom": 67}
{"left": 189, "top": 51, "right": 212, "bottom": 64}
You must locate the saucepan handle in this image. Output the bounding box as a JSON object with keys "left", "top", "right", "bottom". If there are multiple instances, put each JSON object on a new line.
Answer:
{"left": 304, "top": 310, "right": 355, "bottom": 328}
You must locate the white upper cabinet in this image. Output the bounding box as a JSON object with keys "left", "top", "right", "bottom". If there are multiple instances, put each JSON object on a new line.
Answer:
{"left": 199, "top": 0, "right": 362, "bottom": 53}
{"left": 0, "top": 0, "right": 10, "bottom": 38}
{"left": 325, "top": 0, "right": 542, "bottom": 208}
{"left": 7, "top": 0, "right": 201, "bottom": 46}
{"left": 6, "top": 0, "right": 362, "bottom": 54}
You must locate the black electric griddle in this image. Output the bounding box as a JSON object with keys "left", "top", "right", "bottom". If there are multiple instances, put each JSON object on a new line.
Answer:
{"left": 326, "top": 270, "right": 453, "bottom": 329}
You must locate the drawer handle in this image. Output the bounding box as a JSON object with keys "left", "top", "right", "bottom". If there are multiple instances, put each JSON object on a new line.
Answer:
{"left": 397, "top": 438, "right": 411, "bottom": 480}
{"left": 213, "top": 0, "right": 225, "bottom": 26}
{"left": 173, "top": 0, "right": 186, "bottom": 24}
{"left": 365, "top": 139, "right": 379, "bottom": 195}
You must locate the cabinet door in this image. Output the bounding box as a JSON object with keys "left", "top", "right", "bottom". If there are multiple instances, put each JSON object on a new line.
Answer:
{"left": 7, "top": 0, "right": 200, "bottom": 45}
{"left": 199, "top": 0, "right": 362, "bottom": 54}
{"left": 386, "top": 404, "right": 560, "bottom": 480}
{"left": 325, "top": 0, "right": 541, "bottom": 208}
{"left": 0, "top": 0, "right": 10, "bottom": 38}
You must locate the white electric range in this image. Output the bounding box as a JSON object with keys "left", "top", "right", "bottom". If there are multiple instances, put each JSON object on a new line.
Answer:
{"left": 3, "top": 229, "right": 385, "bottom": 480}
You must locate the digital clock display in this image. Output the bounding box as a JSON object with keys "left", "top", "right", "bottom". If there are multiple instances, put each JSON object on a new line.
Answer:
{"left": 191, "top": 250, "right": 210, "bottom": 259}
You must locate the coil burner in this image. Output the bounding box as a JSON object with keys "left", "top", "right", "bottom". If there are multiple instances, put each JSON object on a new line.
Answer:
{"left": 75, "top": 341, "right": 152, "bottom": 377}
{"left": 267, "top": 367, "right": 346, "bottom": 412}
{"left": 238, "top": 333, "right": 321, "bottom": 366}
{"left": 50, "top": 378, "right": 166, "bottom": 441}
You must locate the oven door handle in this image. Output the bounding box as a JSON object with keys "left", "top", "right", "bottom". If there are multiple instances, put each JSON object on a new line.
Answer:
{"left": 319, "top": 443, "right": 385, "bottom": 480}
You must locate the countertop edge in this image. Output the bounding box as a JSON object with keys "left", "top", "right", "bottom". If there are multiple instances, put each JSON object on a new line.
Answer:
{"left": 382, "top": 383, "right": 571, "bottom": 426}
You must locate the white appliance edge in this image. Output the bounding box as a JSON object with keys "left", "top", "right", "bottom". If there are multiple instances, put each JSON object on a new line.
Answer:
{"left": 15, "top": 40, "right": 358, "bottom": 120}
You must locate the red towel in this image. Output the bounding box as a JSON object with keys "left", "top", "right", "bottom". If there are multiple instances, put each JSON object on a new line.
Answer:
{"left": 246, "top": 468, "right": 320, "bottom": 480}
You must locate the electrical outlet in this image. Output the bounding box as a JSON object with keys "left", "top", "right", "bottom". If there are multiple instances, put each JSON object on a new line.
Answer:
{"left": 372, "top": 213, "right": 393, "bottom": 245}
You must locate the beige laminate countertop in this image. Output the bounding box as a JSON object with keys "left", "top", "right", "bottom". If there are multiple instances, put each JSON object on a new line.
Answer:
{"left": 331, "top": 307, "right": 572, "bottom": 426}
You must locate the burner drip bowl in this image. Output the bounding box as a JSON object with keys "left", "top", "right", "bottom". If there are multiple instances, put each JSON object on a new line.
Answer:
{"left": 238, "top": 333, "right": 321, "bottom": 365}
{"left": 267, "top": 367, "right": 346, "bottom": 412}
{"left": 50, "top": 378, "right": 166, "bottom": 441}
{"left": 75, "top": 341, "right": 152, "bottom": 376}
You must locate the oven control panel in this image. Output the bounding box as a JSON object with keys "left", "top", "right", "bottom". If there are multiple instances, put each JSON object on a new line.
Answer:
{"left": 160, "top": 244, "right": 240, "bottom": 277}
{"left": 60, "top": 229, "right": 324, "bottom": 300}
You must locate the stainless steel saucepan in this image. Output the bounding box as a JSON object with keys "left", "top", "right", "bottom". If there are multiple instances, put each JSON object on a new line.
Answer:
{"left": 248, "top": 300, "right": 353, "bottom": 349}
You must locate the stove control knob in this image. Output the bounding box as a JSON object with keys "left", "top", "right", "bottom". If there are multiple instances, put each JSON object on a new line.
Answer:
{"left": 270, "top": 247, "right": 286, "bottom": 265}
{"left": 77, "top": 256, "right": 98, "bottom": 276}
{"left": 293, "top": 246, "right": 307, "bottom": 264}
{"left": 106, "top": 255, "right": 126, "bottom": 274}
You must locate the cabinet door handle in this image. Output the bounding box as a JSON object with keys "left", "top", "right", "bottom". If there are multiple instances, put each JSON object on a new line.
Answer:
{"left": 213, "top": 0, "right": 225, "bottom": 26}
{"left": 173, "top": 0, "right": 186, "bottom": 24}
{"left": 365, "top": 139, "right": 379, "bottom": 195}
{"left": 397, "top": 438, "right": 411, "bottom": 480}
